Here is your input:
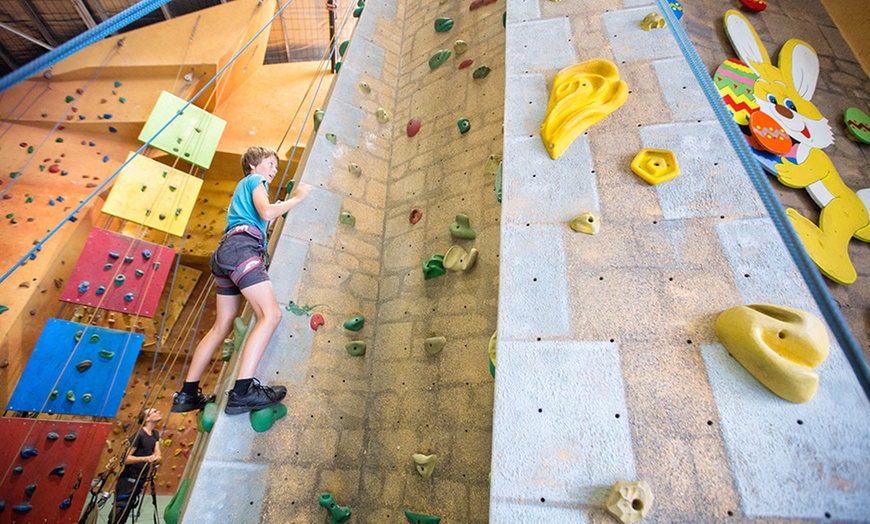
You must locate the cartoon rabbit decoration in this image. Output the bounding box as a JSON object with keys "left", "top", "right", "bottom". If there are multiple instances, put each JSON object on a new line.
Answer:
{"left": 723, "top": 10, "right": 870, "bottom": 284}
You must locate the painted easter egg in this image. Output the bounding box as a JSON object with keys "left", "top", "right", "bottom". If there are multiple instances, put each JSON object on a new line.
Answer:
{"left": 713, "top": 59, "right": 758, "bottom": 126}
{"left": 844, "top": 107, "right": 870, "bottom": 144}
{"left": 739, "top": 0, "right": 767, "bottom": 13}
{"left": 750, "top": 111, "right": 792, "bottom": 155}
{"left": 669, "top": 1, "right": 683, "bottom": 20}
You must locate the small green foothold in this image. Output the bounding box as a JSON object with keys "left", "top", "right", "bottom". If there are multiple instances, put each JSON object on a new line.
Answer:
{"left": 343, "top": 315, "right": 365, "bottom": 331}
{"left": 503, "top": 11, "right": 506, "bottom": 27}
{"left": 334, "top": 61, "right": 342, "bottom": 72}
{"left": 434, "top": 17, "right": 454, "bottom": 32}
{"left": 450, "top": 213, "right": 476, "bottom": 239}
{"left": 66, "top": 390, "right": 75, "bottom": 402}
{"left": 55, "top": 137, "right": 63, "bottom": 143}
{"left": 145, "top": 208, "right": 151, "bottom": 217}
{"left": 65, "top": 96, "right": 74, "bottom": 103}
{"left": 119, "top": 97, "right": 126, "bottom": 103}
{"left": 353, "top": 5, "right": 364, "bottom": 16}
{"left": 89, "top": 334, "right": 100, "bottom": 343}
{"left": 346, "top": 341, "right": 366, "bottom": 356}
{"left": 74, "top": 331, "right": 83, "bottom": 342}
{"left": 175, "top": 208, "right": 182, "bottom": 216}
{"left": 75, "top": 360, "right": 92, "bottom": 373}
{"left": 457, "top": 118, "right": 471, "bottom": 134}
{"left": 422, "top": 254, "right": 446, "bottom": 280}
{"left": 49, "top": 390, "right": 58, "bottom": 400}
{"left": 339, "top": 40, "right": 350, "bottom": 57}
{"left": 313, "top": 109, "right": 324, "bottom": 131}
{"left": 326, "top": 133, "right": 337, "bottom": 144}
{"left": 495, "top": 161, "right": 503, "bottom": 203}
{"left": 473, "top": 65, "right": 492, "bottom": 79}
{"left": 25, "top": 196, "right": 33, "bottom": 203}
{"left": 104, "top": 263, "right": 113, "bottom": 270}
{"left": 319, "top": 493, "right": 352, "bottom": 524}
{"left": 250, "top": 403, "right": 287, "bottom": 432}
{"left": 159, "top": 213, "right": 167, "bottom": 220}
{"left": 114, "top": 274, "right": 125, "bottom": 286}
{"left": 428, "top": 49, "right": 452, "bottom": 70}
{"left": 135, "top": 269, "right": 144, "bottom": 277}
{"left": 339, "top": 212, "right": 356, "bottom": 226}
{"left": 114, "top": 81, "right": 122, "bottom": 87}
{"left": 82, "top": 393, "right": 92, "bottom": 403}
{"left": 233, "top": 317, "right": 248, "bottom": 352}
{"left": 169, "top": 185, "right": 177, "bottom": 192}
{"left": 425, "top": 336, "right": 447, "bottom": 355}
{"left": 221, "top": 338, "right": 235, "bottom": 361}
{"left": 27, "top": 145, "right": 34, "bottom": 153}
{"left": 197, "top": 402, "right": 219, "bottom": 433}
{"left": 405, "top": 510, "right": 441, "bottom": 524}
{"left": 99, "top": 349, "right": 115, "bottom": 359}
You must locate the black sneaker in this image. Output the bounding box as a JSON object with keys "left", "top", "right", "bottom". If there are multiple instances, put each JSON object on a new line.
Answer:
{"left": 224, "top": 378, "right": 286, "bottom": 415}
{"left": 170, "top": 389, "right": 216, "bottom": 413}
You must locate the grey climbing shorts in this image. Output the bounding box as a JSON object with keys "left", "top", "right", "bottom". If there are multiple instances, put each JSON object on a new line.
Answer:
{"left": 211, "top": 226, "right": 269, "bottom": 296}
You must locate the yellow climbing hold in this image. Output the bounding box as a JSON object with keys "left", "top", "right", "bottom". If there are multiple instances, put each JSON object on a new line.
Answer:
{"left": 715, "top": 304, "right": 829, "bottom": 403}
{"left": 541, "top": 59, "right": 628, "bottom": 160}
{"left": 606, "top": 480, "right": 654, "bottom": 524}
{"left": 641, "top": 12, "right": 666, "bottom": 30}
{"left": 568, "top": 211, "right": 600, "bottom": 235}
{"left": 413, "top": 453, "right": 437, "bottom": 478}
{"left": 443, "top": 245, "right": 478, "bottom": 271}
{"left": 630, "top": 149, "right": 679, "bottom": 185}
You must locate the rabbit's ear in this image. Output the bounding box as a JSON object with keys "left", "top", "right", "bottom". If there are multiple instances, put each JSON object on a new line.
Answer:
{"left": 779, "top": 40, "right": 819, "bottom": 101}
{"left": 724, "top": 9, "right": 771, "bottom": 74}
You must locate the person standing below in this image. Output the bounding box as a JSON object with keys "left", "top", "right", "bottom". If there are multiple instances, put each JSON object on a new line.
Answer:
{"left": 171, "top": 146, "right": 310, "bottom": 415}
{"left": 111, "top": 407, "right": 161, "bottom": 523}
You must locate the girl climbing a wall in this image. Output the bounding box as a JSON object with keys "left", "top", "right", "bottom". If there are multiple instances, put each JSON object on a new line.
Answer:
{"left": 171, "top": 146, "right": 310, "bottom": 415}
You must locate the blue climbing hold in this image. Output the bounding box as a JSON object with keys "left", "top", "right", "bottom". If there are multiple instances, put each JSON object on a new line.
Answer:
{"left": 47, "top": 431, "right": 59, "bottom": 440}
{"left": 24, "top": 484, "right": 36, "bottom": 498}
{"left": 95, "top": 285, "right": 106, "bottom": 296}
{"left": 135, "top": 269, "right": 144, "bottom": 277}
{"left": 57, "top": 196, "right": 65, "bottom": 202}
{"left": 108, "top": 126, "right": 117, "bottom": 133}
{"left": 49, "top": 466, "right": 65, "bottom": 476}
{"left": 669, "top": 0, "right": 683, "bottom": 19}
{"left": 124, "top": 292, "right": 134, "bottom": 302}
{"left": 49, "top": 199, "right": 55, "bottom": 206}
{"left": 109, "top": 251, "right": 120, "bottom": 259}
{"left": 142, "top": 249, "right": 152, "bottom": 260}
{"left": 124, "top": 255, "right": 133, "bottom": 264}
{"left": 12, "top": 502, "right": 31, "bottom": 513}
{"left": 20, "top": 448, "right": 38, "bottom": 459}
{"left": 102, "top": 155, "right": 109, "bottom": 162}
{"left": 13, "top": 466, "right": 23, "bottom": 474}
{"left": 114, "top": 275, "right": 125, "bottom": 286}
{"left": 60, "top": 498, "right": 72, "bottom": 509}
{"left": 103, "top": 113, "right": 112, "bottom": 119}
{"left": 77, "top": 281, "right": 89, "bottom": 293}
{"left": 64, "top": 433, "right": 77, "bottom": 441}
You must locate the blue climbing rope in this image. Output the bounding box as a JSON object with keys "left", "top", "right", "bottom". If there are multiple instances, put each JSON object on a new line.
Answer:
{"left": 654, "top": 0, "right": 870, "bottom": 401}
{"left": 0, "top": 0, "right": 171, "bottom": 94}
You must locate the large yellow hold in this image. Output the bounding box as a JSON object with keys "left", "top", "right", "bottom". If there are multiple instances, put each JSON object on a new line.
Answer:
{"left": 715, "top": 304, "right": 829, "bottom": 403}
{"left": 541, "top": 59, "right": 629, "bottom": 159}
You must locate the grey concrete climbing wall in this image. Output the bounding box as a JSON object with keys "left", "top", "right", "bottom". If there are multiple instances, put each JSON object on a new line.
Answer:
{"left": 493, "top": 0, "right": 870, "bottom": 522}
{"left": 185, "top": 0, "right": 504, "bottom": 520}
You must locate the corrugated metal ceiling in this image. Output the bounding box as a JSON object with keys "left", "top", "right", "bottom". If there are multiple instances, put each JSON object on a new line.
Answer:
{"left": 0, "top": 0, "right": 345, "bottom": 77}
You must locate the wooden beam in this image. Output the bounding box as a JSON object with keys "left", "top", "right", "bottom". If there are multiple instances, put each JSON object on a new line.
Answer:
{"left": 86, "top": 0, "right": 109, "bottom": 23}
{"left": 0, "top": 21, "right": 52, "bottom": 51}
{"left": 17, "top": 0, "right": 59, "bottom": 47}
{"left": 71, "top": 0, "right": 98, "bottom": 29}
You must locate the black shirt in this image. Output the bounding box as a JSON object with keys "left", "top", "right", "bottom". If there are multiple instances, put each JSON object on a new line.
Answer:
{"left": 121, "top": 428, "right": 159, "bottom": 480}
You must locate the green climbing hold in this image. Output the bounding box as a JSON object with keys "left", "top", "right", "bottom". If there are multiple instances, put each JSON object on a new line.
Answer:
{"left": 353, "top": 5, "right": 364, "bottom": 17}
{"left": 221, "top": 338, "right": 235, "bottom": 361}
{"left": 434, "top": 17, "right": 454, "bottom": 32}
{"left": 82, "top": 393, "right": 92, "bottom": 403}
{"left": 503, "top": 11, "right": 506, "bottom": 28}
{"left": 422, "top": 255, "right": 446, "bottom": 280}
{"left": 25, "top": 196, "right": 33, "bottom": 203}
{"left": 136, "top": 269, "right": 144, "bottom": 277}
{"left": 339, "top": 40, "right": 349, "bottom": 57}
{"left": 89, "top": 334, "right": 100, "bottom": 343}
{"left": 450, "top": 214, "right": 476, "bottom": 239}
{"left": 313, "top": 109, "right": 324, "bottom": 131}
{"left": 66, "top": 390, "right": 75, "bottom": 402}
{"left": 0, "top": 305, "right": 8, "bottom": 315}
{"left": 75, "top": 360, "right": 92, "bottom": 373}
{"left": 250, "top": 402, "right": 287, "bottom": 432}
{"left": 49, "top": 390, "right": 58, "bottom": 400}
{"left": 319, "top": 493, "right": 351, "bottom": 524}
{"left": 345, "top": 341, "right": 366, "bottom": 356}
{"left": 197, "top": 402, "right": 219, "bottom": 432}
{"left": 55, "top": 137, "right": 63, "bottom": 143}
{"left": 163, "top": 478, "right": 191, "bottom": 524}
{"left": 428, "top": 49, "right": 451, "bottom": 70}
{"left": 335, "top": 61, "right": 342, "bottom": 72}
{"left": 65, "top": 96, "right": 74, "bottom": 103}
{"left": 343, "top": 315, "right": 365, "bottom": 331}
{"left": 405, "top": 511, "right": 441, "bottom": 524}
{"left": 99, "top": 349, "right": 115, "bottom": 359}
{"left": 233, "top": 317, "right": 248, "bottom": 352}
{"left": 495, "top": 161, "right": 503, "bottom": 203}
{"left": 114, "top": 81, "right": 122, "bottom": 87}
{"left": 339, "top": 212, "right": 356, "bottom": 226}
{"left": 326, "top": 133, "right": 337, "bottom": 144}
{"left": 473, "top": 66, "right": 491, "bottom": 79}
{"left": 27, "top": 146, "right": 34, "bottom": 153}
{"left": 457, "top": 118, "right": 471, "bottom": 134}
{"left": 114, "top": 274, "right": 125, "bottom": 286}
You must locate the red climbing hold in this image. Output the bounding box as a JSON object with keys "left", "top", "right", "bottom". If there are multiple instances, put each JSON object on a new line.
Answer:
{"left": 469, "top": 0, "right": 496, "bottom": 10}
{"left": 310, "top": 314, "right": 325, "bottom": 331}
{"left": 19, "top": 142, "right": 27, "bottom": 148}
{"left": 76, "top": 88, "right": 84, "bottom": 95}
{"left": 48, "top": 165, "right": 60, "bottom": 173}
{"left": 407, "top": 117, "right": 421, "bottom": 138}
{"left": 459, "top": 59, "right": 474, "bottom": 70}
{"left": 410, "top": 209, "right": 423, "bottom": 224}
